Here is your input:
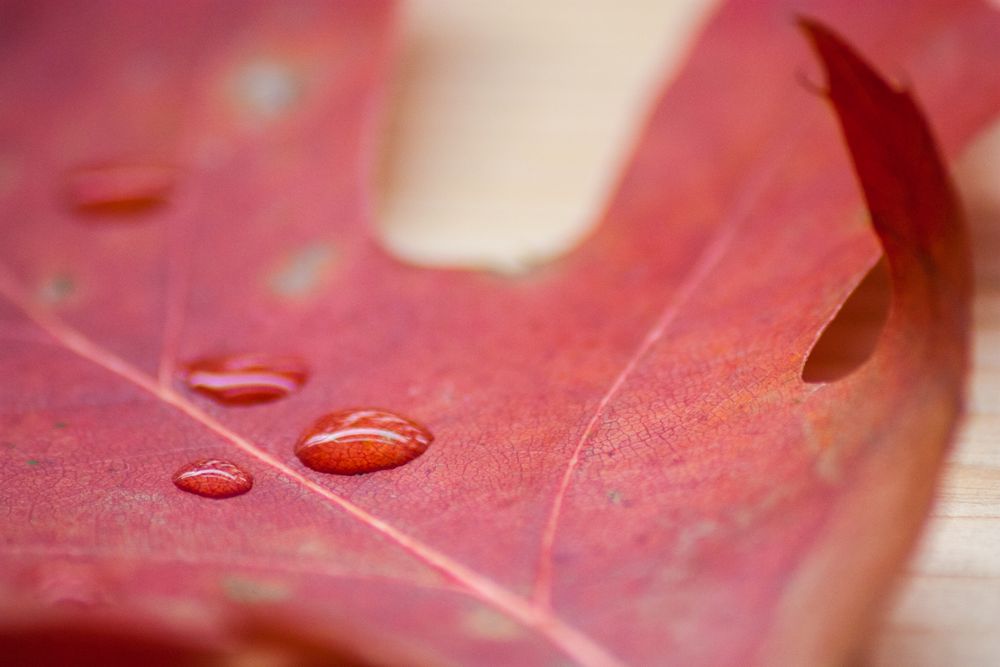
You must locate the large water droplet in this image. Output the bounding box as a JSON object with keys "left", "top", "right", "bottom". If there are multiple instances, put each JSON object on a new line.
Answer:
{"left": 172, "top": 458, "right": 253, "bottom": 499}
{"left": 65, "top": 163, "right": 176, "bottom": 216}
{"left": 183, "top": 353, "right": 308, "bottom": 405}
{"left": 295, "top": 409, "right": 433, "bottom": 475}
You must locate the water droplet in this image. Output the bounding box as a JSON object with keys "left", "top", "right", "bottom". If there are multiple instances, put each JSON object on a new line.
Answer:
{"left": 295, "top": 409, "right": 433, "bottom": 475}
{"left": 65, "top": 162, "right": 176, "bottom": 216}
{"left": 172, "top": 458, "right": 253, "bottom": 499}
{"left": 183, "top": 353, "right": 308, "bottom": 405}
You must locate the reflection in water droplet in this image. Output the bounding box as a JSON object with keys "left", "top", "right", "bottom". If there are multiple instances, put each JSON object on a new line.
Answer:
{"left": 65, "top": 163, "right": 176, "bottom": 216}
{"left": 295, "top": 409, "right": 433, "bottom": 475}
{"left": 183, "top": 353, "right": 308, "bottom": 405}
{"left": 172, "top": 458, "right": 253, "bottom": 499}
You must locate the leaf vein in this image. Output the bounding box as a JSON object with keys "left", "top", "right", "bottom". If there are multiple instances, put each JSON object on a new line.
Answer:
{"left": 0, "top": 264, "right": 625, "bottom": 667}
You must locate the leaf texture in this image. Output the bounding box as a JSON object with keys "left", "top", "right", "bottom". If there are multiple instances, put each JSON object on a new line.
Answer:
{"left": 1, "top": 1, "right": 1000, "bottom": 665}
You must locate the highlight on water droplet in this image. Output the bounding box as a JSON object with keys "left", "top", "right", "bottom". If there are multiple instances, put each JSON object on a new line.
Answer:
{"left": 65, "top": 162, "right": 176, "bottom": 216}
{"left": 294, "top": 409, "right": 433, "bottom": 475}
{"left": 172, "top": 458, "right": 253, "bottom": 499}
{"left": 182, "top": 353, "right": 308, "bottom": 405}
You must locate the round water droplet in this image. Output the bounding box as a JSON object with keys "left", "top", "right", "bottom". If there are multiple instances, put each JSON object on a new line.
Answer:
{"left": 183, "top": 353, "right": 308, "bottom": 405}
{"left": 295, "top": 409, "right": 433, "bottom": 475}
{"left": 173, "top": 458, "right": 253, "bottom": 499}
{"left": 65, "top": 162, "right": 176, "bottom": 216}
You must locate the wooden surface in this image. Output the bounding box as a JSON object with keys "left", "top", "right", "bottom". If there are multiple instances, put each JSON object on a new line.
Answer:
{"left": 869, "top": 124, "right": 1000, "bottom": 667}
{"left": 385, "top": 3, "right": 1000, "bottom": 664}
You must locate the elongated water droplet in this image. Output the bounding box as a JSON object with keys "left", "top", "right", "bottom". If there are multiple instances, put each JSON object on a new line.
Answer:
{"left": 65, "top": 163, "right": 176, "bottom": 216}
{"left": 183, "top": 353, "right": 308, "bottom": 405}
{"left": 295, "top": 409, "right": 433, "bottom": 475}
{"left": 173, "top": 458, "right": 253, "bottom": 499}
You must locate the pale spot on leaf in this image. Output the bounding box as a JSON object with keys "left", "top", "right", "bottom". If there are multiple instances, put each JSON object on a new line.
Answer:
{"left": 815, "top": 445, "right": 842, "bottom": 484}
{"left": 34, "top": 562, "right": 104, "bottom": 607}
{"left": 0, "top": 153, "right": 20, "bottom": 199}
{"left": 221, "top": 575, "right": 291, "bottom": 603}
{"left": 37, "top": 273, "right": 76, "bottom": 305}
{"left": 267, "top": 243, "right": 336, "bottom": 299}
{"left": 231, "top": 59, "right": 303, "bottom": 121}
{"left": 461, "top": 606, "right": 524, "bottom": 640}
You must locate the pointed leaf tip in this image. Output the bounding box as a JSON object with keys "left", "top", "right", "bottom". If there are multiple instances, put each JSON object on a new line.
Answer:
{"left": 801, "top": 16, "right": 966, "bottom": 287}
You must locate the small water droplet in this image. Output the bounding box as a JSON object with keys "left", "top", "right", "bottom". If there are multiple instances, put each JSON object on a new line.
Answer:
{"left": 183, "top": 353, "right": 308, "bottom": 405}
{"left": 172, "top": 458, "right": 253, "bottom": 499}
{"left": 65, "top": 162, "right": 176, "bottom": 216}
{"left": 295, "top": 409, "right": 433, "bottom": 475}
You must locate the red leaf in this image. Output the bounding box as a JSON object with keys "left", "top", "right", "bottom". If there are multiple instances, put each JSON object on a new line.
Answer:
{"left": 2, "top": 2, "right": 999, "bottom": 665}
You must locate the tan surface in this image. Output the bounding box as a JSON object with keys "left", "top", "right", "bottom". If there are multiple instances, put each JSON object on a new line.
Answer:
{"left": 383, "top": 3, "right": 1000, "bottom": 664}
{"left": 380, "top": 0, "right": 713, "bottom": 271}
{"left": 869, "top": 125, "right": 1000, "bottom": 667}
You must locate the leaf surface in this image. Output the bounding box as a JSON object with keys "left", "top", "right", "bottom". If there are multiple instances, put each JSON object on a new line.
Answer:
{"left": 2, "top": 1, "right": 1000, "bottom": 665}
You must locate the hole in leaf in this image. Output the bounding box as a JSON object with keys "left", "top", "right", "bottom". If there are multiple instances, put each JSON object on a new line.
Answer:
{"left": 802, "top": 256, "right": 891, "bottom": 383}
